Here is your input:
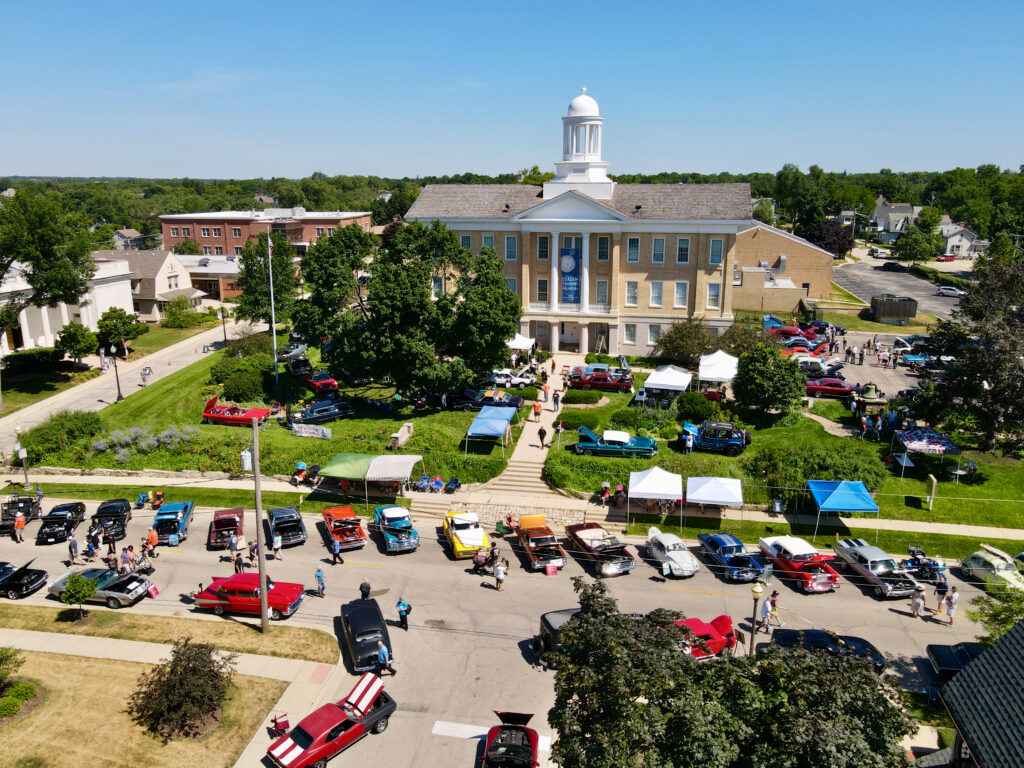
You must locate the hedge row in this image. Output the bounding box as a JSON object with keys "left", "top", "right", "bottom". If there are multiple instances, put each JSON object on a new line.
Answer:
{"left": 910, "top": 264, "right": 974, "bottom": 291}
{"left": 561, "top": 389, "right": 601, "bottom": 405}
{"left": 1, "top": 347, "right": 66, "bottom": 373}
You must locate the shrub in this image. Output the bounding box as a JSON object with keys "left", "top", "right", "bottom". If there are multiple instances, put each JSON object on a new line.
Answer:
{"left": 0, "top": 697, "right": 20, "bottom": 718}
{"left": 161, "top": 296, "right": 203, "bottom": 328}
{"left": 585, "top": 353, "right": 599, "bottom": 364}
{"left": 637, "top": 427, "right": 649, "bottom": 437}
{"left": 210, "top": 352, "right": 273, "bottom": 384}
{"left": 1, "top": 348, "right": 62, "bottom": 374}
{"left": 558, "top": 410, "right": 601, "bottom": 431}
{"left": 562, "top": 389, "right": 601, "bottom": 405}
{"left": 502, "top": 386, "right": 538, "bottom": 401}
{"left": 222, "top": 369, "right": 266, "bottom": 402}
{"left": 741, "top": 440, "right": 888, "bottom": 504}
{"left": 910, "top": 264, "right": 973, "bottom": 291}
{"left": 659, "top": 425, "right": 678, "bottom": 440}
{"left": 607, "top": 408, "right": 640, "bottom": 429}
{"left": 21, "top": 410, "right": 103, "bottom": 463}
{"left": 6, "top": 682, "right": 36, "bottom": 702}
{"left": 0, "top": 647, "right": 24, "bottom": 690}
{"left": 127, "top": 637, "right": 236, "bottom": 738}
{"left": 676, "top": 391, "right": 720, "bottom": 424}
{"left": 225, "top": 331, "right": 273, "bottom": 358}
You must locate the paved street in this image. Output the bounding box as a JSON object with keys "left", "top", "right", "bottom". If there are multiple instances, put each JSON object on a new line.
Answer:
{"left": 0, "top": 500, "right": 986, "bottom": 766}
{"left": 833, "top": 250, "right": 968, "bottom": 320}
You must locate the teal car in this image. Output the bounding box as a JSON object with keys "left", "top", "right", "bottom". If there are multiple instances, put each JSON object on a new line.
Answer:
{"left": 372, "top": 505, "right": 420, "bottom": 553}
{"left": 152, "top": 500, "right": 195, "bottom": 546}
{"left": 961, "top": 545, "right": 1024, "bottom": 592}
{"left": 574, "top": 427, "right": 657, "bottom": 458}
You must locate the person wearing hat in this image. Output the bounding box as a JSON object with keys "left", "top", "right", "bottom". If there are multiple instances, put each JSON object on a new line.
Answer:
{"left": 767, "top": 590, "right": 784, "bottom": 628}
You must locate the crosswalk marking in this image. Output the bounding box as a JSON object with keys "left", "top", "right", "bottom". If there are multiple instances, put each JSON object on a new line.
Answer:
{"left": 432, "top": 720, "right": 551, "bottom": 751}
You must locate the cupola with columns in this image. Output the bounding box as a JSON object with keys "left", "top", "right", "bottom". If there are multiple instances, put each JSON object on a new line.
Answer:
{"left": 542, "top": 87, "right": 615, "bottom": 200}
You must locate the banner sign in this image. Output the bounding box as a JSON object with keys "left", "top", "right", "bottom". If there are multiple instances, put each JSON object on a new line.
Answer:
{"left": 559, "top": 247, "right": 580, "bottom": 304}
{"left": 293, "top": 424, "right": 332, "bottom": 440}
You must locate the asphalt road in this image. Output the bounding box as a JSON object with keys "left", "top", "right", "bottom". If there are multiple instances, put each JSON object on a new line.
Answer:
{"left": 0, "top": 501, "right": 987, "bottom": 766}
{"left": 833, "top": 254, "right": 963, "bottom": 321}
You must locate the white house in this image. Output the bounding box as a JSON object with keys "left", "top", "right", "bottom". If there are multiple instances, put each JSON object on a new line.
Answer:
{"left": 0, "top": 257, "right": 134, "bottom": 356}
{"left": 941, "top": 226, "right": 989, "bottom": 258}
{"left": 96, "top": 249, "right": 204, "bottom": 322}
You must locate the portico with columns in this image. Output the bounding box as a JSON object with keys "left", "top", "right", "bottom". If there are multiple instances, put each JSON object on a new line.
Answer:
{"left": 405, "top": 89, "right": 752, "bottom": 356}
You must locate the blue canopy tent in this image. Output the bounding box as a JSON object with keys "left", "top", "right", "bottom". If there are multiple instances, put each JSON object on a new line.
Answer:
{"left": 807, "top": 479, "right": 880, "bottom": 543}
{"left": 464, "top": 406, "right": 516, "bottom": 456}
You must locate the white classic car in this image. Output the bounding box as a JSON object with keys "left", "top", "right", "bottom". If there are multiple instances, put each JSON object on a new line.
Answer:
{"left": 646, "top": 527, "right": 700, "bottom": 577}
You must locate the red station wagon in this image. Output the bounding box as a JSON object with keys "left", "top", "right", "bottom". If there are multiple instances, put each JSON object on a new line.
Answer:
{"left": 192, "top": 572, "right": 304, "bottom": 621}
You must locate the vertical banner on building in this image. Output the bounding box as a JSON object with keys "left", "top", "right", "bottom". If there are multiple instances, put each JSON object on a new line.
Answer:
{"left": 559, "top": 248, "right": 580, "bottom": 303}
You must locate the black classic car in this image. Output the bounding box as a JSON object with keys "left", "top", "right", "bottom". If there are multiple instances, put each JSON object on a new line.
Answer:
{"left": 340, "top": 598, "right": 392, "bottom": 672}
{"left": 91, "top": 498, "right": 132, "bottom": 542}
{"left": 926, "top": 642, "right": 985, "bottom": 682}
{"left": 287, "top": 397, "right": 354, "bottom": 427}
{"left": 0, "top": 495, "right": 43, "bottom": 535}
{"left": 288, "top": 355, "right": 314, "bottom": 377}
{"left": 0, "top": 561, "right": 48, "bottom": 600}
{"left": 765, "top": 629, "right": 887, "bottom": 674}
{"left": 36, "top": 502, "right": 86, "bottom": 544}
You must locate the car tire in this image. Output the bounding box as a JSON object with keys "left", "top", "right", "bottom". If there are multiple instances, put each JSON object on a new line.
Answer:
{"left": 725, "top": 445, "right": 741, "bottom": 457}
{"left": 203, "top": 417, "right": 214, "bottom": 425}
{"left": 6, "top": 589, "right": 18, "bottom": 600}
{"left": 618, "top": 387, "right": 628, "bottom": 394}
{"left": 371, "top": 716, "right": 389, "bottom": 734}
{"left": 106, "top": 597, "right": 120, "bottom": 610}
{"left": 313, "top": 760, "right": 328, "bottom": 768}
{"left": 873, "top": 586, "right": 883, "bottom": 598}
{"left": 270, "top": 608, "right": 282, "bottom": 621}
{"left": 214, "top": 605, "right": 225, "bottom": 616}
{"left": 517, "top": 383, "right": 525, "bottom": 390}
{"left": 583, "top": 449, "right": 593, "bottom": 456}
{"left": 463, "top": 405, "right": 473, "bottom": 412}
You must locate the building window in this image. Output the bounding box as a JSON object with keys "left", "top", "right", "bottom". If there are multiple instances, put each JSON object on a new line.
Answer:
{"left": 214, "top": 246, "right": 223, "bottom": 255}
{"left": 316, "top": 227, "right": 324, "bottom": 236}
{"left": 181, "top": 227, "right": 190, "bottom": 237}
{"left": 234, "top": 246, "right": 243, "bottom": 256}
{"left": 707, "top": 283, "right": 721, "bottom": 309}
{"left": 624, "top": 323, "right": 637, "bottom": 344}
{"left": 563, "top": 235, "right": 581, "bottom": 250}
{"left": 652, "top": 238, "right": 665, "bottom": 264}
{"left": 802, "top": 283, "right": 811, "bottom": 291}
{"left": 674, "top": 281, "right": 688, "bottom": 308}
{"left": 650, "top": 281, "right": 663, "bottom": 307}
{"left": 627, "top": 237, "right": 640, "bottom": 262}
{"left": 537, "top": 235, "right": 549, "bottom": 260}
{"left": 506, "top": 278, "right": 517, "bottom": 294}
{"left": 168, "top": 275, "right": 179, "bottom": 290}
{"left": 709, "top": 238, "right": 724, "bottom": 265}
{"left": 536, "top": 321, "right": 547, "bottom": 338}
{"left": 327, "top": 227, "right": 334, "bottom": 236}
{"left": 201, "top": 227, "right": 211, "bottom": 238}
{"left": 460, "top": 235, "right": 472, "bottom": 250}
{"left": 212, "top": 227, "right": 221, "bottom": 237}
{"left": 648, "top": 324, "right": 662, "bottom": 345}
{"left": 597, "top": 236, "right": 609, "bottom": 261}
{"left": 595, "top": 280, "right": 608, "bottom": 305}
{"left": 537, "top": 279, "right": 549, "bottom": 303}
{"left": 170, "top": 227, "right": 179, "bottom": 237}
{"left": 676, "top": 238, "right": 690, "bottom": 264}
{"left": 431, "top": 276, "right": 444, "bottom": 298}
{"left": 505, "top": 236, "right": 518, "bottom": 260}
{"left": 625, "top": 281, "right": 638, "bottom": 306}
{"left": 202, "top": 246, "right": 211, "bottom": 255}
{"left": 483, "top": 234, "right": 494, "bottom": 250}
{"left": 232, "top": 227, "right": 242, "bottom": 238}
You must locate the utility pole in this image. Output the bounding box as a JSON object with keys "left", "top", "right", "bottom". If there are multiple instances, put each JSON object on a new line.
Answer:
{"left": 217, "top": 308, "right": 228, "bottom": 346}
{"left": 251, "top": 417, "right": 270, "bottom": 633}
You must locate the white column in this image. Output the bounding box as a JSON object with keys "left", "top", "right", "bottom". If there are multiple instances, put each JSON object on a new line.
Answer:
{"left": 580, "top": 232, "right": 590, "bottom": 310}
{"left": 59, "top": 302, "right": 70, "bottom": 326}
{"left": 607, "top": 325, "right": 619, "bottom": 355}
{"left": 18, "top": 308, "right": 32, "bottom": 349}
{"left": 579, "top": 323, "right": 589, "bottom": 353}
{"left": 39, "top": 306, "right": 53, "bottom": 347}
{"left": 550, "top": 231, "right": 560, "bottom": 312}
{"left": 550, "top": 323, "right": 560, "bottom": 353}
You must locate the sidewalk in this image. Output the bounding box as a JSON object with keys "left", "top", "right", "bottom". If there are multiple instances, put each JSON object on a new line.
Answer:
{"left": 0, "top": 627, "right": 350, "bottom": 768}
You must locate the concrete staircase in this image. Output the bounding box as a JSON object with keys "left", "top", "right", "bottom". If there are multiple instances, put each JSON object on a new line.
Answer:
{"left": 409, "top": 494, "right": 451, "bottom": 519}
{"left": 482, "top": 457, "right": 550, "bottom": 495}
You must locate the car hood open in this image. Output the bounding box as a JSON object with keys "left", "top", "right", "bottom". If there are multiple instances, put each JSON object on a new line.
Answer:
{"left": 494, "top": 711, "right": 534, "bottom": 727}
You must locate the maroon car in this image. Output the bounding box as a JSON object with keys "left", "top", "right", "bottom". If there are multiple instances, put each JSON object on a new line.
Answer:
{"left": 568, "top": 371, "right": 633, "bottom": 393}
{"left": 208, "top": 508, "right": 243, "bottom": 549}
{"left": 768, "top": 326, "right": 814, "bottom": 340}
{"left": 483, "top": 711, "right": 540, "bottom": 768}
{"left": 805, "top": 378, "right": 854, "bottom": 398}
{"left": 304, "top": 370, "right": 338, "bottom": 394}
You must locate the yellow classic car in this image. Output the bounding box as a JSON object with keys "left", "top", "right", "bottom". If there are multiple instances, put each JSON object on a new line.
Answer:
{"left": 443, "top": 511, "right": 490, "bottom": 559}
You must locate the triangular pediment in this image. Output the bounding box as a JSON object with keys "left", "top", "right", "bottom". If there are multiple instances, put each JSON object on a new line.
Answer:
{"left": 513, "top": 191, "right": 629, "bottom": 223}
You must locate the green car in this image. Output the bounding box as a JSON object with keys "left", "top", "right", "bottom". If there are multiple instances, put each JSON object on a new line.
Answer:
{"left": 961, "top": 545, "right": 1024, "bottom": 592}
{"left": 574, "top": 427, "right": 657, "bottom": 458}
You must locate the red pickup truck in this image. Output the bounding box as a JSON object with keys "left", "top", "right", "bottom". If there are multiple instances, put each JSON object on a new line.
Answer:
{"left": 568, "top": 371, "right": 633, "bottom": 393}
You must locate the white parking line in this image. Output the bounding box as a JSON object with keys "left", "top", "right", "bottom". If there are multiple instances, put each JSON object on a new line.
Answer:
{"left": 432, "top": 720, "right": 551, "bottom": 751}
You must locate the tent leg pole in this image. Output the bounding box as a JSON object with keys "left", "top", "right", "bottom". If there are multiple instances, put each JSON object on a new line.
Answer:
{"left": 812, "top": 510, "right": 820, "bottom": 544}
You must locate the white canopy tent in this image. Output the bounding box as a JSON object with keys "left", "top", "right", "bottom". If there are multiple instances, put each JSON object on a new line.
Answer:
{"left": 686, "top": 476, "right": 743, "bottom": 507}
{"left": 643, "top": 365, "right": 693, "bottom": 392}
{"left": 698, "top": 351, "right": 738, "bottom": 383}
{"left": 506, "top": 333, "right": 535, "bottom": 351}
{"left": 627, "top": 466, "right": 683, "bottom": 528}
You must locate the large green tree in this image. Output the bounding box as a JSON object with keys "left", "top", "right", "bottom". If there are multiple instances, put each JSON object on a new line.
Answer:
{"left": 172, "top": 236, "right": 202, "bottom": 255}
{"left": 0, "top": 190, "right": 96, "bottom": 406}
{"left": 732, "top": 342, "right": 805, "bottom": 413}
{"left": 802, "top": 219, "right": 854, "bottom": 258}
{"left": 550, "top": 578, "right": 914, "bottom": 768}
{"left": 966, "top": 586, "right": 1024, "bottom": 647}
{"left": 96, "top": 307, "right": 149, "bottom": 352}
{"left": 236, "top": 231, "right": 297, "bottom": 325}
{"left": 652, "top": 319, "right": 713, "bottom": 368}
{"left": 55, "top": 322, "right": 97, "bottom": 364}
{"left": 892, "top": 206, "right": 943, "bottom": 265}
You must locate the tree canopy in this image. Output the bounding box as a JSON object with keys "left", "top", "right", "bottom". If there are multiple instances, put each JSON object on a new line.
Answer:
{"left": 55, "top": 322, "right": 97, "bottom": 363}
{"left": 732, "top": 343, "right": 805, "bottom": 414}
{"left": 96, "top": 307, "right": 149, "bottom": 352}
{"left": 236, "top": 231, "right": 297, "bottom": 325}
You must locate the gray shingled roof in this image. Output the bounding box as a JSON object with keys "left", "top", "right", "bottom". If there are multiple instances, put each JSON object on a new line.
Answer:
{"left": 940, "top": 620, "right": 1024, "bottom": 767}
{"left": 406, "top": 183, "right": 751, "bottom": 221}
{"left": 94, "top": 249, "right": 172, "bottom": 280}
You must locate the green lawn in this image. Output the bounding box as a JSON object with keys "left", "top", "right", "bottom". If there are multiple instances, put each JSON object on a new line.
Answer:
{"left": 0, "top": 368, "right": 102, "bottom": 418}
{"left": 829, "top": 282, "right": 866, "bottom": 303}
{"left": 822, "top": 312, "right": 937, "bottom": 335}
{"left": 808, "top": 399, "right": 855, "bottom": 426}
{"left": 126, "top": 318, "right": 219, "bottom": 358}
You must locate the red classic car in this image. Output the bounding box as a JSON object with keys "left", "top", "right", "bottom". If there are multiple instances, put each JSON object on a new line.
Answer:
{"left": 782, "top": 340, "right": 829, "bottom": 356}
{"left": 674, "top": 615, "right": 737, "bottom": 660}
{"left": 267, "top": 673, "right": 396, "bottom": 768}
{"left": 759, "top": 536, "right": 841, "bottom": 593}
{"left": 208, "top": 508, "right": 244, "bottom": 549}
{"left": 304, "top": 370, "right": 339, "bottom": 394}
{"left": 192, "top": 572, "right": 304, "bottom": 620}
{"left": 322, "top": 506, "right": 367, "bottom": 550}
{"left": 482, "top": 711, "right": 540, "bottom": 768}
{"left": 768, "top": 326, "right": 814, "bottom": 340}
{"left": 202, "top": 396, "right": 271, "bottom": 426}
{"left": 567, "top": 371, "right": 633, "bottom": 393}
{"left": 805, "top": 378, "right": 854, "bottom": 398}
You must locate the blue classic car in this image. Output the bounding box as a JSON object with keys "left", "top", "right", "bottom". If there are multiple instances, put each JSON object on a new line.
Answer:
{"left": 152, "top": 500, "right": 195, "bottom": 546}
{"left": 574, "top": 427, "right": 658, "bottom": 458}
{"left": 286, "top": 397, "right": 354, "bottom": 427}
{"left": 372, "top": 505, "right": 420, "bottom": 553}
{"left": 697, "top": 532, "right": 772, "bottom": 582}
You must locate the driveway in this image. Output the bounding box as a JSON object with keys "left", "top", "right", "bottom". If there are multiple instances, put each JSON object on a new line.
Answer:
{"left": 833, "top": 250, "right": 967, "bottom": 320}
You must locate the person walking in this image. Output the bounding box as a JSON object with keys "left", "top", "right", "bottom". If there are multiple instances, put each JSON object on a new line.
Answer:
{"left": 767, "top": 590, "right": 785, "bottom": 628}
{"left": 233, "top": 551, "right": 244, "bottom": 574}
{"left": 910, "top": 586, "right": 926, "bottom": 618}
{"left": 685, "top": 432, "right": 694, "bottom": 455}
{"left": 494, "top": 558, "right": 507, "bottom": 591}
{"left": 859, "top": 416, "right": 867, "bottom": 439}
{"left": 532, "top": 400, "right": 542, "bottom": 422}
{"left": 248, "top": 539, "right": 258, "bottom": 566}
{"left": 542, "top": 382, "right": 550, "bottom": 403}
{"left": 759, "top": 593, "right": 772, "bottom": 633}
{"left": 396, "top": 597, "right": 410, "bottom": 631}
{"left": 376, "top": 641, "right": 396, "bottom": 676}
{"left": 945, "top": 586, "right": 960, "bottom": 626}
{"left": 550, "top": 357, "right": 556, "bottom": 373}
{"left": 84, "top": 539, "right": 97, "bottom": 562}
{"left": 105, "top": 531, "right": 117, "bottom": 556}
{"left": 273, "top": 533, "right": 282, "bottom": 560}
{"left": 119, "top": 548, "right": 131, "bottom": 574}
{"left": 552, "top": 390, "right": 560, "bottom": 411}
{"left": 359, "top": 578, "right": 372, "bottom": 600}
{"left": 68, "top": 535, "right": 80, "bottom": 566}
{"left": 314, "top": 566, "right": 326, "bottom": 598}
{"left": 932, "top": 573, "right": 949, "bottom": 610}
{"left": 146, "top": 526, "right": 159, "bottom": 558}
{"left": 538, "top": 425, "right": 547, "bottom": 448}
{"left": 13, "top": 512, "right": 25, "bottom": 543}
{"left": 229, "top": 532, "right": 238, "bottom": 556}
{"left": 329, "top": 537, "right": 344, "bottom": 565}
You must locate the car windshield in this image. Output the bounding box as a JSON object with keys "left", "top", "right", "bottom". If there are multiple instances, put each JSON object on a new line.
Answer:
{"left": 453, "top": 520, "right": 477, "bottom": 531}
{"left": 532, "top": 534, "right": 557, "bottom": 547}
{"left": 94, "top": 571, "right": 119, "bottom": 589}
{"left": 592, "top": 536, "right": 621, "bottom": 551}
{"left": 665, "top": 542, "right": 685, "bottom": 553}
{"left": 995, "top": 561, "right": 1015, "bottom": 572}
{"left": 720, "top": 544, "right": 743, "bottom": 556}
{"left": 355, "top": 629, "right": 382, "bottom": 642}
{"left": 289, "top": 726, "right": 315, "bottom": 749}
{"left": 0, "top": 565, "right": 13, "bottom": 579}
{"left": 870, "top": 559, "right": 898, "bottom": 573}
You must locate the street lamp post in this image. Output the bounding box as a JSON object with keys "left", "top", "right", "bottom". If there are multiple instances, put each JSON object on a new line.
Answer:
{"left": 108, "top": 345, "right": 124, "bottom": 402}
{"left": 217, "top": 309, "right": 228, "bottom": 346}
{"left": 749, "top": 581, "right": 765, "bottom": 655}
{"left": 12, "top": 425, "right": 31, "bottom": 489}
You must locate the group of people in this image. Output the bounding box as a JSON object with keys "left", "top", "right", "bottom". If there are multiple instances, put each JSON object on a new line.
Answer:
{"left": 851, "top": 401, "right": 909, "bottom": 441}
{"left": 66, "top": 525, "right": 156, "bottom": 575}
{"left": 471, "top": 542, "right": 510, "bottom": 591}
{"left": 840, "top": 336, "right": 901, "bottom": 370}
{"left": 909, "top": 577, "right": 960, "bottom": 626}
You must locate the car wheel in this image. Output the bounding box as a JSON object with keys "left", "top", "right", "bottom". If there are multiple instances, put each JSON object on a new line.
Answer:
{"left": 618, "top": 387, "right": 628, "bottom": 394}
{"left": 371, "top": 716, "right": 389, "bottom": 734}
{"left": 873, "top": 586, "right": 883, "bottom": 598}
{"left": 203, "top": 417, "right": 213, "bottom": 425}
{"left": 313, "top": 760, "right": 328, "bottom": 768}
{"left": 583, "top": 449, "right": 593, "bottom": 456}
{"left": 270, "top": 608, "right": 282, "bottom": 621}
{"left": 106, "top": 597, "right": 120, "bottom": 610}
{"left": 463, "top": 405, "right": 473, "bottom": 412}
{"left": 517, "top": 383, "right": 525, "bottom": 390}
{"left": 214, "top": 605, "right": 225, "bottom": 616}
{"left": 725, "top": 445, "right": 741, "bottom": 457}
{"left": 6, "top": 589, "right": 18, "bottom": 600}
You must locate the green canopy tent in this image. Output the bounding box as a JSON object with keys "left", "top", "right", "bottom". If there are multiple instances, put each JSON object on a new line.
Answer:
{"left": 318, "top": 453, "right": 428, "bottom": 505}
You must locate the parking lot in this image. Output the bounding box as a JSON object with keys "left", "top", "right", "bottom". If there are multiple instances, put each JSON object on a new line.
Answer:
{"left": 833, "top": 250, "right": 969, "bottom": 320}
{"left": 0, "top": 496, "right": 988, "bottom": 766}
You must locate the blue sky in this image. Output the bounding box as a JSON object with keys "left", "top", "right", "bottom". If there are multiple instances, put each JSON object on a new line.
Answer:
{"left": 2, "top": 1, "right": 1022, "bottom": 179}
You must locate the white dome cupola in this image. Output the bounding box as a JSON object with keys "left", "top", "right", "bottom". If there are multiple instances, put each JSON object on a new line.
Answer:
{"left": 543, "top": 87, "right": 615, "bottom": 200}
